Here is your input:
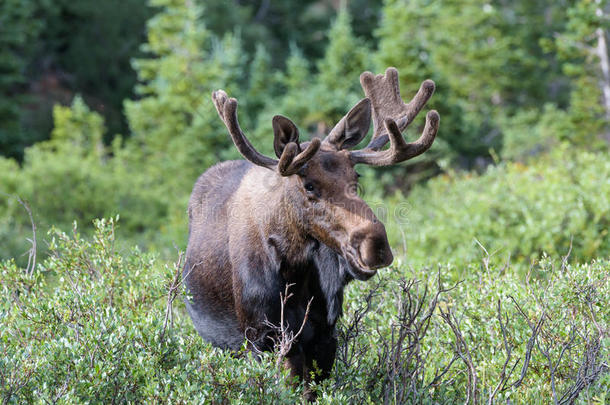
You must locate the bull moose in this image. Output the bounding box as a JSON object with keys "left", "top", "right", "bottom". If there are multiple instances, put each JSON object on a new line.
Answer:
{"left": 183, "top": 67, "right": 439, "bottom": 392}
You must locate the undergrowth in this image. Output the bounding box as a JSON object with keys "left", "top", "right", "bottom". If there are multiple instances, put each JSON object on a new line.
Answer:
{"left": 1, "top": 218, "right": 607, "bottom": 403}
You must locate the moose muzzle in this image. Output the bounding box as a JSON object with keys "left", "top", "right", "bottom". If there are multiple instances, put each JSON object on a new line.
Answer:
{"left": 348, "top": 222, "right": 393, "bottom": 271}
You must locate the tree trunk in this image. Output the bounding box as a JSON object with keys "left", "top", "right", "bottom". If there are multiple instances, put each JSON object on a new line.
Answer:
{"left": 595, "top": 4, "right": 610, "bottom": 119}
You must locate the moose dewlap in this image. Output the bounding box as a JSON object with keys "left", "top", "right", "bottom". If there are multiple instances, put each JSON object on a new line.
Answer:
{"left": 183, "top": 67, "right": 439, "bottom": 393}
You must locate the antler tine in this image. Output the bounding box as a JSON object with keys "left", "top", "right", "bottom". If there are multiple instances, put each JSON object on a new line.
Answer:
{"left": 212, "top": 90, "right": 321, "bottom": 175}
{"left": 360, "top": 67, "right": 436, "bottom": 151}
{"left": 279, "top": 138, "right": 321, "bottom": 176}
{"left": 350, "top": 110, "right": 439, "bottom": 166}
{"left": 213, "top": 90, "right": 278, "bottom": 169}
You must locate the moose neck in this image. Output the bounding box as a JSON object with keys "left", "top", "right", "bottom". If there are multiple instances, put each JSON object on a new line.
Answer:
{"left": 246, "top": 166, "right": 314, "bottom": 266}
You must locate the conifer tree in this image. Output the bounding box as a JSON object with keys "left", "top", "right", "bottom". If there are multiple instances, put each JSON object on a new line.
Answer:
{"left": 245, "top": 44, "right": 276, "bottom": 127}
{"left": 124, "top": 0, "right": 246, "bottom": 189}
{"left": 548, "top": 0, "right": 609, "bottom": 145}
{"left": 313, "top": 6, "right": 370, "bottom": 130}
{"left": 374, "top": 0, "right": 455, "bottom": 162}
{"left": 252, "top": 44, "right": 313, "bottom": 154}
{"left": 13, "top": 98, "right": 114, "bottom": 252}
{"left": 0, "top": 0, "right": 48, "bottom": 160}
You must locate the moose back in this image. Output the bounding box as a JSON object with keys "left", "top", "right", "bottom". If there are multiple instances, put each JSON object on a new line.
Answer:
{"left": 183, "top": 68, "right": 439, "bottom": 385}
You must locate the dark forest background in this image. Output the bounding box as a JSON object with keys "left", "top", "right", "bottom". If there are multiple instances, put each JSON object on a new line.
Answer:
{"left": 2, "top": 0, "right": 609, "bottom": 263}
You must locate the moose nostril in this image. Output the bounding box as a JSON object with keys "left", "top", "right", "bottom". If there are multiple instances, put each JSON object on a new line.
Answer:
{"left": 358, "top": 235, "right": 393, "bottom": 269}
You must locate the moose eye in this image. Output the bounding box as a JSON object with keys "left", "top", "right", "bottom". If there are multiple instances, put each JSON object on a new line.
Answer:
{"left": 304, "top": 183, "right": 315, "bottom": 193}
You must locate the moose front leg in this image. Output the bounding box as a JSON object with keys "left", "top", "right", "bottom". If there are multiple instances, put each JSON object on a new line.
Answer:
{"left": 283, "top": 331, "right": 336, "bottom": 402}
{"left": 304, "top": 329, "right": 337, "bottom": 382}
{"left": 284, "top": 344, "right": 308, "bottom": 380}
{"left": 277, "top": 299, "right": 320, "bottom": 401}
{"left": 284, "top": 346, "right": 319, "bottom": 402}
{"left": 231, "top": 253, "right": 284, "bottom": 350}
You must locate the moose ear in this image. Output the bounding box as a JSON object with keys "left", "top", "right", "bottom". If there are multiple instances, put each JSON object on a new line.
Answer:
{"left": 324, "top": 98, "right": 371, "bottom": 150}
{"left": 272, "top": 115, "right": 300, "bottom": 158}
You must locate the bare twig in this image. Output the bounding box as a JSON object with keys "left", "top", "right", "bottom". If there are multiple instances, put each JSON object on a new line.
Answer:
{"left": 1, "top": 193, "right": 37, "bottom": 275}
{"left": 508, "top": 295, "right": 545, "bottom": 389}
{"left": 488, "top": 299, "right": 518, "bottom": 404}
{"left": 1, "top": 357, "right": 35, "bottom": 405}
{"left": 263, "top": 284, "right": 313, "bottom": 370}
{"left": 439, "top": 307, "right": 478, "bottom": 404}
{"left": 560, "top": 237, "right": 573, "bottom": 271}
{"left": 159, "top": 252, "right": 187, "bottom": 344}
{"left": 335, "top": 278, "right": 382, "bottom": 371}
{"left": 426, "top": 353, "right": 460, "bottom": 390}
{"left": 336, "top": 269, "right": 463, "bottom": 404}
{"left": 558, "top": 332, "right": 608, "bottom": 404}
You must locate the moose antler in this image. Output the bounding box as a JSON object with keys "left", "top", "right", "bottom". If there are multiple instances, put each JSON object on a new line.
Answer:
{"left": 350, "top": 68, "right": 439, "bottom": 166}
{"left": 212, "top": 90, "right": 320, "bottom": 176}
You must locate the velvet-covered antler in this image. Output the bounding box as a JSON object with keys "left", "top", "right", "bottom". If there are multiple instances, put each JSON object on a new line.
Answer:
{"left": 212, "top": 90, "right": 320, "bottom": 176}
{"left": 349, "top": 68, "right": 439, "bottom": 166}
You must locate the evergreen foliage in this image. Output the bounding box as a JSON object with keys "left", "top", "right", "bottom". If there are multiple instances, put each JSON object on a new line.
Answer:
{"left": 0, "top": 0, "right": 50, "bottom": 160}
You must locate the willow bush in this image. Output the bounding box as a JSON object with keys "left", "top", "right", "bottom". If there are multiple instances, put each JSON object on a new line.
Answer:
{"left": 1, "top": 218, "right": 607, "bottom": 403}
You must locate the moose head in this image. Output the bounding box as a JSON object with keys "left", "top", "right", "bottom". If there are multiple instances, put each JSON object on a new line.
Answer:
{"left": 211, "top": 67, "right": 439, "bottom": 279}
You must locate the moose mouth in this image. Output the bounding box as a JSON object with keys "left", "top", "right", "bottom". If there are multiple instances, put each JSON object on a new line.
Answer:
{"left": 341, "top": 245, "right": 380, "bottom": 280}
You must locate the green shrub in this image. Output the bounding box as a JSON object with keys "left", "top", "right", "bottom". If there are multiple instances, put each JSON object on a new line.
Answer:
{"left": 0, "top": 97, "right": 181, "bottom": 265}
{"left": 0, "top": 218, "right": 302, "bottom": 403}
{"left": 1, "top": 218, "right": 607, "bottom": 403}
{"left": 379, "top": 146, "right": 610, "bottom": 271}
